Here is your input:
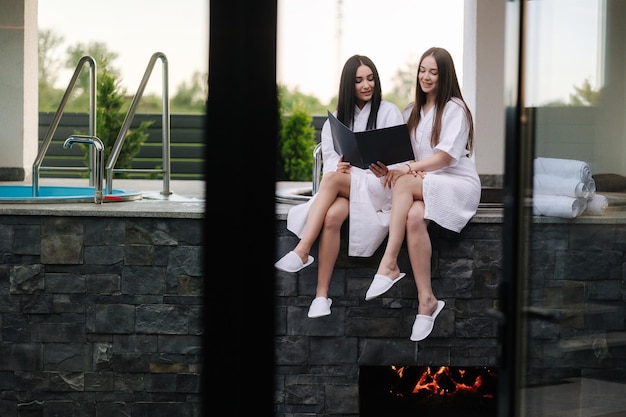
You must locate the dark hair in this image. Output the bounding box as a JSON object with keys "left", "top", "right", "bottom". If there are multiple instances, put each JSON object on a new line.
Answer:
{"left": 406, "top": 47, "right": 474, "bottom": 154}
{"left": 335, "top": 55, "right": 382, "bottom": 130}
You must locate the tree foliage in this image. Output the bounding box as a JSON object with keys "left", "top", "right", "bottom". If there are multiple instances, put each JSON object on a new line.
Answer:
{"left": 388, "top": 59, "right": 417, "bottom": 110}
{"left": 568, "top": 78, "right": 600, "bottom": 106}
{"left": 171, "top": 71, "right": 208, "bottom": 113}
{"left": 38, "top": 30, "right": 207, "bottom": 114}
{"left": 278, "top": 84, "right": 328, "bottom": 116}
{"left": 276, "top": 89, "right": 287, "bottom": 180}
{"left": 38, "top": 29, "right": 65, "bottom": 111}
{"left": 280, "top": 109, "right": 316, "bottom": 181}
{"left": 77, "top": 70, "right": 153, "bottom": 178}
{"left": 277, "top": 88, "right": 316, "bottom": 181}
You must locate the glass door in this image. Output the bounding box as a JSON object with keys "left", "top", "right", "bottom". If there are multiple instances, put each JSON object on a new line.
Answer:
{"left": 502, "top": 1, "right": 626, "bottom": 415}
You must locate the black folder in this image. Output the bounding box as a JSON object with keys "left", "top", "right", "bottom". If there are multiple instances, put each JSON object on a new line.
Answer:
{"left": 327, "top": 111, "right": 414, "bottom": 169}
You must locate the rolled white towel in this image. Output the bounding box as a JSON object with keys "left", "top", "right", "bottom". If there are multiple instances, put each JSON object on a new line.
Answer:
{"left": 533, "top": 195, "right": 587, "bottom": 218}
{"left": 533, "top": 174, "right": 590, "bottom": 198}
{"left": 585, "top": 194, "right": 608, "bottom": 215}
{"left": 534, "top": 157, "right": 592, "bottom": 182}
{"left": 586, "top": 178, "right": 596, "bottom": 198}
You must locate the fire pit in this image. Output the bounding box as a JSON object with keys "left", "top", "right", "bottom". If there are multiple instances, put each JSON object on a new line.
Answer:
{"left": 359, "top": 366, "right": 498, "bottom": 417}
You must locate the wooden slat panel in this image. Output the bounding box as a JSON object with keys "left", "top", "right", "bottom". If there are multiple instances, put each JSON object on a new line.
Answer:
{"left": 39, "top": 112, "right": 206, "bottom": 180}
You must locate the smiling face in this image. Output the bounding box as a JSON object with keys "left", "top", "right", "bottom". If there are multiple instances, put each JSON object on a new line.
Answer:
{"left": 354, "top": 64, "right": 375, "bottom": 108}
{"left": 418, "top": 55, "right": 439, "bottom": 97}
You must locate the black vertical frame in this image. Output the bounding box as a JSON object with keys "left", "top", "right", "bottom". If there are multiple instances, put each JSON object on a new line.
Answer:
{"left": 498, "top": 1, "right": 533, "bottom": 417}
{"left": 205, "top": 0, "right": 278, "bottom": 414}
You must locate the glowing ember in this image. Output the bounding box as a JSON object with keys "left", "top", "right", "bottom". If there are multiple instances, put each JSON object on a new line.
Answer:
{"left": 392, "top": 366, "right": 496, "bottom": 399}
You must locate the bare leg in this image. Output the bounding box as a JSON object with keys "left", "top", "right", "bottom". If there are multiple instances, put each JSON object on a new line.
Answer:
{"left": 315, "top": 196, "right": 349, "bottom": 298}
{"left": 405, "top": 201, "right": 438, "bottom": 316}
{"left": 375, "top": 174, "right": 424, "bottom": 280}
{"left": 291, "top": 172, "right": 351, "bottom": 264}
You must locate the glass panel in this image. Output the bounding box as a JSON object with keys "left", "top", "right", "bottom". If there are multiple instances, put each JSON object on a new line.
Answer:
{"left": 522, "top": 0, "right": 626, "bottom": 416}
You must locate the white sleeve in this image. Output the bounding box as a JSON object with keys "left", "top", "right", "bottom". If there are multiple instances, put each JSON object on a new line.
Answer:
{"left": 434, "top": 99, "right": 471, "bottom": 164}
{"left": 377, "top": 101, "right": 405, "bottom": 128}
{"left": 321, "top": 118, "right": 340, "bottom": 175}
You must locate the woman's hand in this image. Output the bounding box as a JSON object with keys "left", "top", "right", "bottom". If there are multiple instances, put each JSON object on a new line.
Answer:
{"left": 381, "top": 168, "right": 407, "bottom": 188}
{"left": 370, "top": 161, "right": 400, "bottom": 188}
{"left": 370, "top": 161, "right": 426, "bottom": 188}
{"left": 336, "top": 155, "right": 351, "bottom": 174}
{"left": 369, "top": 161, "right": 388, "bottom": 178}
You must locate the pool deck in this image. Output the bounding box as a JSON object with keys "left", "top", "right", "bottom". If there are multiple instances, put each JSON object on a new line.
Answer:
{"left": 0, "top": 178, "right": 205, "bottom": 218}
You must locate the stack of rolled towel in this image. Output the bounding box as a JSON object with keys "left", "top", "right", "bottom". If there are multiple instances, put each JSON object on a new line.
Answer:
{"left": 533, "top": 157, "right": 608, "bottom": 218}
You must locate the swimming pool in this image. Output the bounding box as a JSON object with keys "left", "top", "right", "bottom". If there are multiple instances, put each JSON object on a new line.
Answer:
{"left": 0, "top": 185, "right": 142, "bottom": 203}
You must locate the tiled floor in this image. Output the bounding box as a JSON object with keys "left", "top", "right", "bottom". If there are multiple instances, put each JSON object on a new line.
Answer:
{"left": 523, "top": 377, "right": 626, "bottom": 417}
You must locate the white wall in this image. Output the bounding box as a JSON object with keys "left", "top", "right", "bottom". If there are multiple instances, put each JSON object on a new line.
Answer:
{"left": 0, "top": 0, "right": 38, "bottom": 180}
{"left": 463, "top": 0, "right": 506, "bottom": 176}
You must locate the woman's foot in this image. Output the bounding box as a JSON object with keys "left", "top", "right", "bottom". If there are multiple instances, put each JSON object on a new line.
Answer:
{"left": 308, "top": 297, "right": 332, "bottom": 318}
{"left": 274, "top": 251, "right": 314, "bottom": 272}
{"left": 365, "top": 272, "right": 406, "bottom": 300}
{"left": 410, "top": 300, "right": 445, "bottom": 341}
{"left": 374, "top": 264, "right": 403, "bottom": 281}
{"left": 417, "top": 296, "right": 439, "bottom": 316}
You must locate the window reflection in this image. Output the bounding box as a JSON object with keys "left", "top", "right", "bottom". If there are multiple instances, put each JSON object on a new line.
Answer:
{"left": 524, "top": 1, "right": 626, "bottom": 415}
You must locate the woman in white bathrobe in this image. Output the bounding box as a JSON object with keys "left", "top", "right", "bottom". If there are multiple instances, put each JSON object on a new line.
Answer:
{"left": 367, "top": 47, "right": 481, "bottom": 341}
{"left": 275, "top": 54, "right": 406, "bottom": 318}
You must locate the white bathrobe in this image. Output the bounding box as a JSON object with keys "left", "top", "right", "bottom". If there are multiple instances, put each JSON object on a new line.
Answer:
{"left": 408, "top": 99, "right": 481, "bottom": 232}
{"left": 286, "top": 100, "right": 406, "bottom": 256}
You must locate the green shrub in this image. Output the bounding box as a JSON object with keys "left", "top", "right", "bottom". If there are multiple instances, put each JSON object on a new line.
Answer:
{"left": 78, "top": 69, "right": 153, "bottom": 178}
{"left": 275, "top": 91, "right": 287, "bottom": 181}
{"left": 279, "top": 109, "right": 316, "bottom": 181}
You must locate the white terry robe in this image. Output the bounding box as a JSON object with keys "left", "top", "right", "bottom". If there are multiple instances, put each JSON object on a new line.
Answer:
{"left": 407, "top": 98, "right": 481, "bottom": 232}
{"left": 286, "top": 100, "right": 406, "bottom": 256}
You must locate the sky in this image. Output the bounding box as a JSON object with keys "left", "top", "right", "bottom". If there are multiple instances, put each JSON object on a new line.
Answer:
{"left": 38, "top": 0, "right": 464, "bottom": 104}
{"left": 37, "top": 0, "right": 209, "bottom": 96}
{"left": 277, "top": 0, "right": 465, "bottom": 104}
{"left": 37, "top": 0, "right": 600, "bottom": 107}
{"left": 525, "top": 0, "right": 600, "bottom": 106}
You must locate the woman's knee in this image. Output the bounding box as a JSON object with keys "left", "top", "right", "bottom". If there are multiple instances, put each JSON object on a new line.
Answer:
{"left": 319, "top": 171, "right": 340, "bottom": 187}
{"left": 393, "top": 175, "right": 412, "bottom": 193}
{"left": 406, "top": 203, "right": 426, "bottom": 232}
{"left": 319, "top": 171, "right": 350, "bottom": 195}
{"left": 394, "top": 174, "right": 422, "bottom": 196}
{"left": 324, "top": 199, "right": 349, "bottom": 229}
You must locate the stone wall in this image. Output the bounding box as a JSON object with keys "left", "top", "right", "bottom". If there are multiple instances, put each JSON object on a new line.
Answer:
{"left": 526, "top": 221, "right": 626, "bottom": 385}
{"left": 274, "top": 213, "right": 626, "bottom": 416}
{"left": 274, "top": 217, "right": 503, "bottom": 416}
{"left": 0, "top": 215, "right": 204, "bottom": 417}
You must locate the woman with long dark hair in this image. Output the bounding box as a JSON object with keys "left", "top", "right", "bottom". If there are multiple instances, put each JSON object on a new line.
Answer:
{"left": 366, "top": 47, "right": 481, "bottom": 341}
{"left": 275, "top": 54, "right": 406, "bottom": 318}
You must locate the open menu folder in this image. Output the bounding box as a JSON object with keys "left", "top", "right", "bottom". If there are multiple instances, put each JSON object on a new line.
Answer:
{"left": 327, "top": 111, "right": 415, "bottom": 169}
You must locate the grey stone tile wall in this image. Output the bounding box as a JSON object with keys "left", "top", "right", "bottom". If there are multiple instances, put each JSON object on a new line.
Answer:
{"left": 274, "top": 219, "right": 502, "bottom": 416}
{"left": 0, "top": 215, "right": 204, "bottom": 417}
{"left": 274, "top": 217, "right": 626, "bottom": 416}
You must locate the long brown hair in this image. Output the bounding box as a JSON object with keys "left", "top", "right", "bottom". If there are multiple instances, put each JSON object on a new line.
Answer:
{"left": 406, "top": 47, "right": 474, "bottom": 154}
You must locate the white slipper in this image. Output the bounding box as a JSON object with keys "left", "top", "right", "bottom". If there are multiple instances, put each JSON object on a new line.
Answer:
{"left": 274, "top": 251, "right": 314, "bottom": 272}
{"left": 364, "top": 273, "right": 406, "bottom": 301}
{"left": 308, "top": 297, "right": 332, "bottom": 318}
{"left": 410, "top": 300, "right": 445, "bottom": 341}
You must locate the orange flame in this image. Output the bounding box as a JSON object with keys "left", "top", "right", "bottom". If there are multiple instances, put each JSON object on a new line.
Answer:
{"left": 392, "top": 366, "right": 495, "bottom": 399}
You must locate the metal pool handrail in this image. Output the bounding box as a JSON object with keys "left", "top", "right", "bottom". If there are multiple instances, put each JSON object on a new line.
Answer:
{"left": 33, "top": 56, "right": 97, "bottom": 197}
{"left": 312, "top": 142, "right": 322, "bottom": 195}
{"left": 105, "top": 52, "right": 171, "bottom": 196}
